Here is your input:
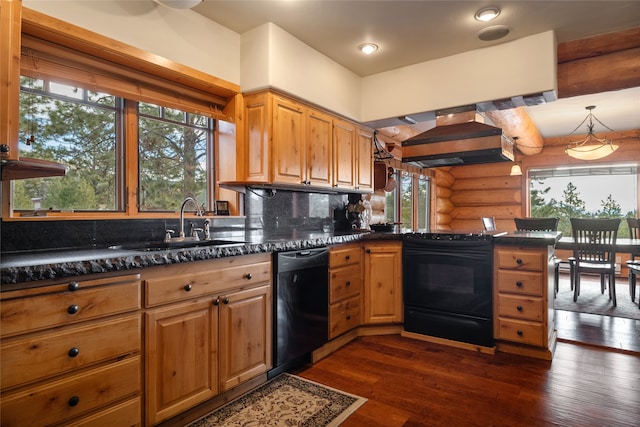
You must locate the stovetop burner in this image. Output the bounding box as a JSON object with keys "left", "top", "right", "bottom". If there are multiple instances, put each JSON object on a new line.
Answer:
{"left": 403, "top": 231, "right": 504, "bottom": 241}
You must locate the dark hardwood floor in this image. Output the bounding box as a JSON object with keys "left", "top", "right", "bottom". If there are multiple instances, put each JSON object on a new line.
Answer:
{"left": 298, "top": 335, "right": 640, "bottom": 427}
{"left": 554, "top": 273, "right": 640, "bottom": 353}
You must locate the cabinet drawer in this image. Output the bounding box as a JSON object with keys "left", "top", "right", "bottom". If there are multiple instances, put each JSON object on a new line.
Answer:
{"left": 1, "top": 355, "right": 140, "bottom": 427}
{"left": 497, "top": 294, "right": 543, "bottom": 322}
{"left": 64, "top": 397, "right": 140, "bottom": 427}
{"left": 329, "top": 264, "right": 362, "bottom": 303}
{"left": 496, "top": 248, "right": 545, "bottom": 271}
{"left": 329, "top": 295, "right": 361, "bottom": 339}
{"left": 496, "top": 318, "right": 545, "bottom": 346}
{"left": 0, "top": 276, "right": 141, "bottom": 338}
{"left": 1, "top": 315, "right": 141, "bottom": 390}
{"left": 145, "top": 260, "right": 271, "bottom": 307}
{"left": 329, "top": 245, "right": 361, "bottom": 268}
{"left": 496, "top": 270, "right": 544, "bottom": 296}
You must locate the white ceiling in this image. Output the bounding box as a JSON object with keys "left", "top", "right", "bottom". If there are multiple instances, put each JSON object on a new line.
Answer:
{"left": 191, "top": 0, "right": 640, "bottom": 138}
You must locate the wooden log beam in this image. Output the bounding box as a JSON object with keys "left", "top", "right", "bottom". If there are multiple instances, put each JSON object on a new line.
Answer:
{"left": 557, "top": 27, "right": 640, "bottom": 63}
{"left": 484, "top": 107, "right": 544, "bottom": 155}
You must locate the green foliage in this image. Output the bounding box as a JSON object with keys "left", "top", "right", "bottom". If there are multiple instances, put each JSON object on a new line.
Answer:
{"left": 530, "top": 179, "right": 635, "bottom": 238}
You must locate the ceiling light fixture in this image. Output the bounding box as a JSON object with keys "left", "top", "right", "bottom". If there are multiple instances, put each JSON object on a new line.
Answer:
{"left": 358, "top": 43, "right": 379, "bottom": 55}
{"left": 510, "top": 137, "right": 522, "bottom": 175}
{"left": 475, "top": 6, "right": 501, "bottom": 22}
{"left": 565, "top": 106, "right": 619, "bottom": 161}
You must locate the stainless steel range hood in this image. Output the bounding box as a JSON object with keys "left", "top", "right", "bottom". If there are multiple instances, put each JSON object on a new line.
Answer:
{"left": 402, "top": 105, "right": 514, "bottom": 168}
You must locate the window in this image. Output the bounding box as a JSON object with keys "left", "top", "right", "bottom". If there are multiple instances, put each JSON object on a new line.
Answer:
{"left": 8, "top": 33, "right": 227, "bottom": 218}
{"left": 385, "top": 168, "right": 430, "bottom": 231}
{"left": 529, "top": 164, "right": 638, "bottom": 237}
{"left": 138, "top": 103, "right": 214, "bottom": 211}
{"left": 15, "top": 77, "right": 121, "bottom": 211}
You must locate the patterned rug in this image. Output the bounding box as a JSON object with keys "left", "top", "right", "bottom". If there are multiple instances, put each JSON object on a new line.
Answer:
{"left": 554, "top": 275, "right": 640, "bottom": 320}
{"left": 186, "top": 374, "right": 366, "bottom": 426}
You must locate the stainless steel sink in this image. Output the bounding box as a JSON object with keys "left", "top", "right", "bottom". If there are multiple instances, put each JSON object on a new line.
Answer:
{"left": 108, "top": 239, "right": 247, "bottom": 252}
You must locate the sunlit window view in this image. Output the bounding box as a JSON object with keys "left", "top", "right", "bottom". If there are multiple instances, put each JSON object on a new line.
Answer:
{"left": 138, "top": 103, "right": 212, "bottom": 211}
{"left": 15, "top": 77, "right": 119, "bottom": 211}
{"left": 529, "top": 164, "right": 638, "bottom": 237}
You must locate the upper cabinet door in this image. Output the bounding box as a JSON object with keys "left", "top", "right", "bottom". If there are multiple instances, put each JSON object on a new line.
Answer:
{"left": 0, "top": 1, "right": 21, "bottom": 161}
{"left": 356, "top": 129, "right": 374, "bottom": 191}
{"left": 333, "top": 118, "right": 356, "bottom": 190}
{"left": 271, "top": 96, "right": 305, "bottom": 185}
{"left": 306, "top": 110, "right": 333, "bottom": 188}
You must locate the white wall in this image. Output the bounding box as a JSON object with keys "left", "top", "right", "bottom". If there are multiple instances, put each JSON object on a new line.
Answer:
{"left": 23, "top": 0, "right": 241, "bottom": 84}
{"left": 241, "top": 23, "right": 362, "bottom": 121}
{"left": 360, "top": 31, "right": 558, "bottom": 123}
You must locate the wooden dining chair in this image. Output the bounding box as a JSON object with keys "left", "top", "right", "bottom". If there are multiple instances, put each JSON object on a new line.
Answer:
{"left": 482, "top": 217, "right": 496, "bottom": 231}
{"left": 570, "top": 218, "right": 621, "bottom": 306}
{"left": 626, "top": 218, "right": 640, "bottom": 302}
{"left": 514, "top": 217, "right": 563, "bottom": 296}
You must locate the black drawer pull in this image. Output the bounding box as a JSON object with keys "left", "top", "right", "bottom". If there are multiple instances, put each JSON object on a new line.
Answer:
{"left": 68, "top": 396, "right": 80, "bottom": 407}
{"left": 346, "top": 315, "right": 351, "bottom": 320}
{"left": 184, "top": 284, "right": 192, "bottom": 292}
{"left": 68, "top": 347, "right": 80, "bottom": 358}
{"left": 244, "top": 273, "right": 252, "bottom": 280}
{"left": 345, "top": 255, "right": 350, "bottom": 261}
{"left": 517, "top": 330, "right": 523, "bottom": 336}
{"left": 213, "top": 298, "right": 220, "bottom": 306}
{"left": 223, "top": 297, "right": 230, "bottom": 304}
{"left": 515, "top": 281, "right": 523, "bottom": 287}
{"left": 68, "top": 282, "right": 80, "bottom": 291}
{"left": 67, "top": 305, "right": 79, "bottom": 315}
{"left": 346, "top": 280, "right": 351, "bottom": 287}
{"left": 516, "top": 305, "right": 523, "bottom": 311}
{"left": 516, "top": 258, "right": 523, "bottom": 265}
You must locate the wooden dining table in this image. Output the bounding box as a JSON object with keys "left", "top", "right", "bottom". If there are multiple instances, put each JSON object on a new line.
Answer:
{"left": 556, "top": 237, "right": 640, "bottom": 254}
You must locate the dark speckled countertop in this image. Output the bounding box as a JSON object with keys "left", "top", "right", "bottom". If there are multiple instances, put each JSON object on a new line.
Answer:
{"left": 0, "top": 230, "right": 557, "bottom": 286}
{"left": 0, "top": 230, "right": 403, "bottom": 286}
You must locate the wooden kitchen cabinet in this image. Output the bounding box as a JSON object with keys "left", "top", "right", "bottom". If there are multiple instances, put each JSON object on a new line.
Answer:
{"left": 229, "top": 90, "right": 372, "bottom": 191}
{"left": 0, "top": 273, "right": 142, "bottom": 427}
{"left": 143, "top": 253, "right": 272, "bottom": 425}
{"left": 328, "top": 243, "right": 362, "bottom": 339}
{"left": 493, "top": 245, "right": 557, "bottom": 360}
{"left": 363, "top": 241, "right": 403, "bottom": 324}
{"left": 355, "top": 128, "right": 374, "bottom": 191}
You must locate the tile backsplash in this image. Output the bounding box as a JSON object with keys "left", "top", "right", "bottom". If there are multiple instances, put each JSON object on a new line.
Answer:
{"left": 1, "top": 189, "right": 352, "bottom": 252}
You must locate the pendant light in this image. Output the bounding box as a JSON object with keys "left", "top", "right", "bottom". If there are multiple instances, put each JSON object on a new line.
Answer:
{"left": 565, "top": 106, "right": 619, "bottom": 161}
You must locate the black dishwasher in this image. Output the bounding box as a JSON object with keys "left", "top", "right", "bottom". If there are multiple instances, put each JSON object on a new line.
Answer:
{"left": 270, "top": 247, "right": 329, "bottom": 378}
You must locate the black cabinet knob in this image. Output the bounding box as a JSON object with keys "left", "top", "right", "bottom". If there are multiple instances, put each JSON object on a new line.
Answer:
{"left": 515, "top": 281, "right": 523, "bottom": 287}
{"left": 244, "top": 273, "right": 252, "bottom": 280}
{"left": 223, "top": 297, "right": 230, "bottom": 304}
{"left": 516, "top": 258, "right": 523, "bottom": 265}
{"left": 517, "top": 330, "right": 523, "bottom": 336}
{"left": 516, "top": 305, "right": 523, "bottom": 311}
{"left": 213, "top": 298, "right": 220, "bottom": 306}
{"left": 68, "top": 347, "right": 80, "bottom": 358}
{"left": 67, "top": 305, "right": 79, "bottom": 315}
{"left": 346, "top": 315, "right": 351, "bottom": 320}
{"left": 68, "top": 396, "right": 80, "bottom": 407}
{"left": 345, "top": 255, "right": 350, "bottom": 261}
{"left": 184, "top": 284, "right": 192, "bottom": 292}
{"left": 346, "top": 280, "right": 351, "bottom": 287}
{"left": 67, "top": 282, "right": 80, "bottom": 291}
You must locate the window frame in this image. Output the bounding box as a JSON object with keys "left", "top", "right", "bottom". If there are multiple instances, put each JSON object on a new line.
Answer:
{"left": 3, "top": 11, "right": 238, "bottom": 220}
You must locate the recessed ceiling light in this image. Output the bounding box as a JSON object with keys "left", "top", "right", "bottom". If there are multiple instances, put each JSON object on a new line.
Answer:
{"left": 475, "top": 6, "right": 501, "bottom": 22}
{"left": 358, "top": 43, "right": 379, "bottom": 55}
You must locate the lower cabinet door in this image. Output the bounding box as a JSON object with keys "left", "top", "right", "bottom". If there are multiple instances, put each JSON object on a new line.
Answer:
{"left": 219, "top": 284, "right": 272, "bottom": 392}
{"left": 1, "top": 356, "right": 140, "bottom": 427}
{"left": 145, "top": 298, "right": 219, "bottom": 425}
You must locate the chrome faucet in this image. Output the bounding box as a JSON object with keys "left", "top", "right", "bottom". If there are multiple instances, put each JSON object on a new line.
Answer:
{"left": 179, "top": 197, "right": 203, "bottom": 239}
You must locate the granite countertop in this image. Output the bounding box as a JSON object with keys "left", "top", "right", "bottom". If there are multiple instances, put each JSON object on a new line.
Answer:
{"left": 493, "top": 231, "right": 562, "bottom": 246}
{"left": 0, "top": 229, "right": 556, "bottom": 286}
{"left": 0, "top": 230, "right": 402, "bottom": 286}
